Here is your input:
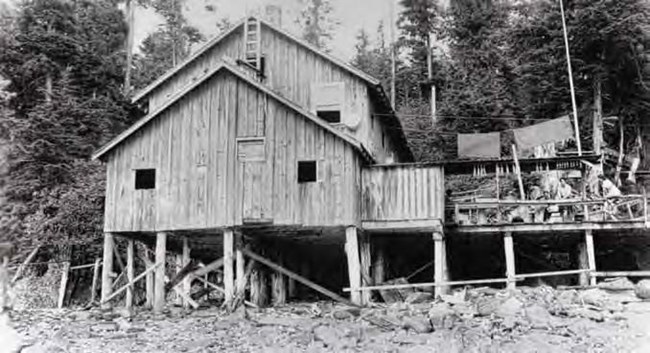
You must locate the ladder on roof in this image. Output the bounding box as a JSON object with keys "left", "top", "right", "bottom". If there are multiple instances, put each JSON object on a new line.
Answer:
{"left": 243, "top": 17, "right": 262, "bottom": 71}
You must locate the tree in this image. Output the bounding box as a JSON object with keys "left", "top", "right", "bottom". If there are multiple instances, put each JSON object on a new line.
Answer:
{"left": 507, "top": 0, "right": 650, "bottom": 149}
{"left": 0, "top": 0, "right": 132, "bottom": 253}
{"left": 296, "top": 0, "right": 338, "bottom": 50}
{"left": 132, "top": 0, "right": 204, "bottom": 90}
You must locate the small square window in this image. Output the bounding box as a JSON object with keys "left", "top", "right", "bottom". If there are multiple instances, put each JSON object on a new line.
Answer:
{"left": 135, "top": 169, "right": 156, "bottom": 189}
{"left": 317, "top": 110, "right": 341, "bottom": 123}
{"left": 298, "top": 161, "right": 317, "bottom": 183}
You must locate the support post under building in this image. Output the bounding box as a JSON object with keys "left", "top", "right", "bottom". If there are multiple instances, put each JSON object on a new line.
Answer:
{"left": 154, "top": 232, "right": 167, "bottom": 314}
{"left": 504, "top": 231, "right": 516, "bottom": 290}
{"left": 433, "top": 231, "right": 449, "bottom": 297}
{"left": 223, "top": 229, "right": 235, "bottom": 304}
{"left": 345, "top": 226, "right": 362, "bottom": 305}
{"left": 100, "top": 232, "right": 114, "bottom": 309}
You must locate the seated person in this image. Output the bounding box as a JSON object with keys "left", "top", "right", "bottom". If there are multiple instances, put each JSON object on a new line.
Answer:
{"left": 557, "top": 178, "right": 575, "bottom": 220}
{"left": 599, "top": 174, "right": 622, "bottom": 218}
{"left": 557, "top": 178, "right": 574, "bottom": 199}
{"left": 599, "top": 174, "right": 622, "bottom": 198}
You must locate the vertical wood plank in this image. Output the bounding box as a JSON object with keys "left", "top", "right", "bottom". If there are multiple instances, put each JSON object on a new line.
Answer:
{"left": 504, "top": 231, "right": 516, "bottom": 290}
{"left": 90, "top": 258, "right": 101, "bottom": 304}
{"left": 345, "top": 226, "right": 361, "bottom": 305}
{"left": 154, "top": 231, "right": 167, "bottom": 314}
{"left": 433, "top": 231, "right": 449, "bottom": 297}
{"left": 101, "top": 232, "right": 114, "bottom": 309}
{"left": 182, "top": 237, "right": 191, "bottom": 308}
{"left": 359, "top": 232, "right": 372, "bottom": 304}
{"left": 126, "top": 239, "right": 134, "bottom": 310}
{"left": 585, "top": 230, "right": 597, "bottom": 286}
{"left": 223, "top": 229, "right": 235, "bottom": 303}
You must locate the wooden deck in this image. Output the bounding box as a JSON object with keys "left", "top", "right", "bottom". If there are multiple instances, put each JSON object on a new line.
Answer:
{"left": 447, "top": 220, "right": 650, "bottom": 234}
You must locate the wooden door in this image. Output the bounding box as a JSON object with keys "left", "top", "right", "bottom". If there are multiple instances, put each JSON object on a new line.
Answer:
{"left": 237, "top": 138, "right": 272, "bottom": 223}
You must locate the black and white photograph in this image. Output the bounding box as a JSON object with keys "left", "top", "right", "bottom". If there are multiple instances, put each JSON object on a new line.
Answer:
{"left": 2, "top": 0, "right": 650, "bottom": 351}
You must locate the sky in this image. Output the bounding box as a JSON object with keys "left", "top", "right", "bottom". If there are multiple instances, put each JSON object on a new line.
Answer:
{"left": 1, "top": 0, "right": 451, "bottom": 60}
{"left": 133, "top": 0, "right": 402, "bottom": 60}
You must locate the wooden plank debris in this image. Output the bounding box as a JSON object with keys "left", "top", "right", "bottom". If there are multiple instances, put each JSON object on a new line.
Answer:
{"left": 344, "top": 277, "right": 517, "bottom": 292}
{"left": 101, "top": 261, "right": 162, "bottom": 305}
{"left": 90, "top": 258, "right": 101, "bottom": 304}
{"left": 12, "top": 246, "right": 40, "bottom": 284}
{"left": 243, "top": 248, "right": 354, "bottom": 306}
{"left": 57, "top": 261, "right": 70, "bottom": 309}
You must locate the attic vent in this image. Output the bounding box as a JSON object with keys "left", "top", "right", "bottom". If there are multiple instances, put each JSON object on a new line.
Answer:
{"left": 317, "top": 111, "right": 341, "bottom": 123}
{"left": 135, "top": 169, "right": 156, "bottom": 190}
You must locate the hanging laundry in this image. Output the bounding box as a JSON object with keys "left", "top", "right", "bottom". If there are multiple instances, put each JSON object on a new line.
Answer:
{"left": 513, "top": 116, "right": 574, "bottom": 152}
{"left": 458, "top": 132, "right": 501, "bottom": 159}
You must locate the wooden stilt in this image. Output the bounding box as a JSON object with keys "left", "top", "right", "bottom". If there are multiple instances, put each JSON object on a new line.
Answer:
{"left": 154, "top": 232, "right": 167, "bottom": 314}
{"left": 287, "top": 257, "right": 296, "bottom": 300}
{"left": 90, "top": 258, "right": 101, "bottom": 304}
{"left": 223, "top": 229, "right": 235, "bottom": 304}
{"left": 57, "top": 260, "right": 70, "bottom": 309}
{"left": 359, "top": 232, "right": 372, "bottom": 304}
{"left": 243, "top": 248, "right": 353, "bottom": 305}
{"left": 235, "top": 235, "right": 245, "bottom": 296}
{"left": 585, "top": 229, "right": 597, "bottom": 286}
{"left": 504, "top": 231, "right": 516, "bottom": 290}
{"left": 100, "top": 232, "right": 115, "bottom": 309}
{"left": 433, "top": 231, "right": 449, "bottom": 297}
{"left": 126, "top": 239, "right": 134, "bottom": 310}
{"left": 372, "top": 240, "right": 386, "bottom": 287}
{"left": 250, "top": 264, "right": 269, "bottom": 307}
{"left": 271, "top": 252, "right": 287, "bottom": 305}
{"left": 345, "top": 226, "right": 362, "bottom": 305}
{"left": 174, "top": 254, "right": 183, "bottom": 306}
{"left": 139, "top": 245, "right": 154, "bottom": 309}
{"left": 577, "top": 241, "right": 589, "bottom": 286}
{"left": 182, "top": 237, "right": 191, "bottom": 308}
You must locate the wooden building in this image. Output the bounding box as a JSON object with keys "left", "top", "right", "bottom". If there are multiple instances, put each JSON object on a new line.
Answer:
{"left": 93, "top": 17, "right": 650, "bottom": 312}
{"left": 93, "top": 17, "right": 445, "bottom": 311}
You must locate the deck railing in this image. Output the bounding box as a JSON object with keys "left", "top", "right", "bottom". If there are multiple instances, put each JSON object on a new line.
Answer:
{"left": 447, "top": 194, "right": 649, "bottom": 226}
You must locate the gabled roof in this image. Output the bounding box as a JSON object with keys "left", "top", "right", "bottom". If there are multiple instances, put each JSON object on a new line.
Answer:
{"left": 128, "top": 15, "right": 412, "bottom": 162}
{"left": 92, "top": 61, "right": 369, "bottom": 161}
{"left": 131, "top": 17, "right": 380, "bottom": 104}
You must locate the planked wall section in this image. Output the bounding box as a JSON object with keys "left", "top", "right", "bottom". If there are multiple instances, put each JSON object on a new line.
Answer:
{"left": 104, "top": 70, "right": 361, "bottom": 232}
{"left": 361, "top": 165, "right": 445, "bottom": 222}
{"left": 141, "top": 22, "right": 403, "bottom": 164}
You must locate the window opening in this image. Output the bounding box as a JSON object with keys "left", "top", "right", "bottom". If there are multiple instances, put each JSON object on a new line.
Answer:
{"left": 135, "top": 169, "right": 156, "bottom": 189}
{"left": 298, "top": 161, "right": 317, "bottom": 183}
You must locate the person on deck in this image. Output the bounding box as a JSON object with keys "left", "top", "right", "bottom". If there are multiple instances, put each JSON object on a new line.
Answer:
{"left": 599, "top": 175, "right": 622, "bottom": 198}
{"left": 599, "top": 174, "right": 622, "bottom": 219}
{"left": 557, "top": 178, "right": 575, "bottom": 220}
{"left": 558, "top": 178, "right": 574, "bottom": 199}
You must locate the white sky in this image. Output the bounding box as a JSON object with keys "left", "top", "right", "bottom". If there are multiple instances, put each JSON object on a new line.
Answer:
{"left": 1, "top": 0, "right": 450, "bottom": 60}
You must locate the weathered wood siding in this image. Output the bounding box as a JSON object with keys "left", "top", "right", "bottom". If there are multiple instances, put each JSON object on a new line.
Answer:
{"left": 259, "top": 25, "right": 401, "bottom": 163}
{"left": 146, "top": 28, "right": 243, "bottom": 112}
{"left": 361, "top": 165, "right": 445, "bottom": 221}
{"left": 142, "top": 23, "right": 404, "bottom": 163}
{"left": 104, "top": 70, "right": 361, "bottom": 232}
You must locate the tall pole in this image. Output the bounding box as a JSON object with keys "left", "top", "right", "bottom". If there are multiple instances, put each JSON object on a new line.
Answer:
{"left": 124, "top": 0, "right": 135, "bottom": 96}
{"left": 389, "top": 0, "right": 397, "bottom": 108}
{"left": 559, "top": 0, "right": 582, "bottom": 155}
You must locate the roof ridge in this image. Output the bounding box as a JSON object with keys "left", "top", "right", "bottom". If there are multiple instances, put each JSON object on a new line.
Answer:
{"left": 93, "top": 60, "right": 368, "bottom": 161}
{"left": 130, "top": 15, "right": 382, "bottom": 104}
